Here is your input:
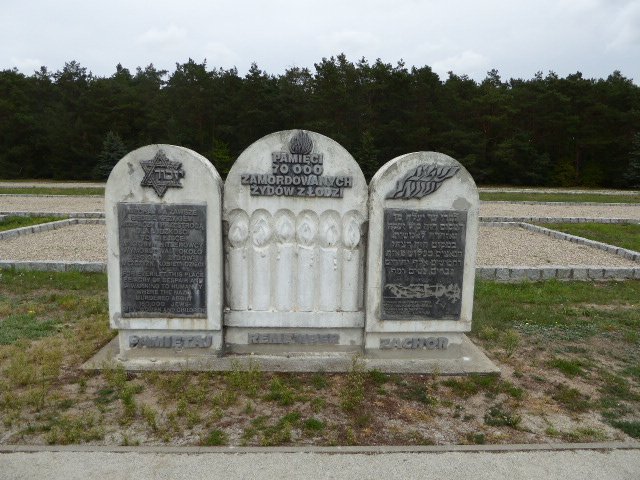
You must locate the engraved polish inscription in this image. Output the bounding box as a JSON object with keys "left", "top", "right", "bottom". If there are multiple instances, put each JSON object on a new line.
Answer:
{"left": 240, "top": 130, "right": 353, "bottom": 198}
{"left": 382, "top": 209, "right": 466, "bottom": 320}
{"left": 118, "top": 203, "right": 206, "bottom": 317}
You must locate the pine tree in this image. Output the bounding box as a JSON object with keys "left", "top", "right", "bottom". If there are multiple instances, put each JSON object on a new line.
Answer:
{"left": 93, "top": 131, "right": 127, "bottom": 179}
{"left": 624, "top": 132, "right": 640, "bottom": 188}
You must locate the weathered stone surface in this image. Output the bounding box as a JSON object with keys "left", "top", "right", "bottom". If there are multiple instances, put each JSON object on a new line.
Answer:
{"left": 365, "top": 152, "right": 485, "bottom": 368}
{"left": 105, "top": 144, "right": 224, "bottom": 355}
{"left": 223, "top": 130, "right": 368, "bottom": 352}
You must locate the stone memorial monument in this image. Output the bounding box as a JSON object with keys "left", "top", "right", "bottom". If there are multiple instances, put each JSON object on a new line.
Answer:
{"left": 364, "top": 152, "right": 496, "bottom": 372}
{"left": 89, "top": 138, "right": 496, "bottom": 374}
{"left": 104, "top": 144, "right": 224, "bottom": 361}
{"left": 223, "top": 130, "right": 368, "bottom": 354}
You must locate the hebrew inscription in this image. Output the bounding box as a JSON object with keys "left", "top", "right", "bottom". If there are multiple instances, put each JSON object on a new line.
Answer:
{"left": 118, "top": 203, "right": 207, "bottom": 317}
{"left": 382, "top": 209, "right": 466, "bottom": 320}
{"left": 240, "top": 130, "right": 353, "bottom": 198}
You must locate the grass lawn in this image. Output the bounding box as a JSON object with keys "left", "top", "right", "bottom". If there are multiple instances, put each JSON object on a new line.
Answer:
{"left": 539, "top": 223, "right": 640, "bottom": 252}
{"left": 480, "top": 192, "right": 640, "bottom": 203}
{"left": 0, "top": 216, "right": 64, "bottom": 232}
{"left": 0, "top": 187, "right": 104, "bottom": 196}
{"left": 0, "top": 272, "right": 638, "bottom": 446}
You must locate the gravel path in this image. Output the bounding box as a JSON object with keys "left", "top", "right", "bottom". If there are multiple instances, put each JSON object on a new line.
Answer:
{"left": 1, "top": 196, "right": 639, "bottom": 220}
{"left": 0, "top": 181, "right": 105, "bottom": 188}
{"left": 481, "top": 202, "right": 640, "bottom": 220}
{"left": 479, "top": 225, "right": 638, "bottom": 267}
{"left": 0, "top": 195, "right": 104, "bottom": 213}
{"left": 0, "top": 223, "right": 636, "bottom": 267}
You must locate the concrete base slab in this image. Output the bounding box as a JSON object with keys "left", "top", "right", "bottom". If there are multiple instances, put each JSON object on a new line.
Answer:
{"left": 83, "top": 335, "right": 499, "bottom": 374}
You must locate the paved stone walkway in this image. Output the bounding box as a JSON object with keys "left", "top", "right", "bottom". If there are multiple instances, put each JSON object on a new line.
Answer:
{"left": 2, "top": 446, "right": 639, "bottom": 480}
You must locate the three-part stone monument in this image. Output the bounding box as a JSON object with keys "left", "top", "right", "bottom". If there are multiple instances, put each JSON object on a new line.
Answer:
{"left": 365, "top": 152, "right": 497, "bottom": 373}
{"left": 105, "top": 145, "right": 224, "bottom": 363}
{"left": 223, "top": 130, "right": 368, "bottom": 354}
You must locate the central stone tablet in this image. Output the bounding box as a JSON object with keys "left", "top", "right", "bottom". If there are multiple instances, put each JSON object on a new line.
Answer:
{"left": 223, "top": 130, "right": 368, "bottom": 353}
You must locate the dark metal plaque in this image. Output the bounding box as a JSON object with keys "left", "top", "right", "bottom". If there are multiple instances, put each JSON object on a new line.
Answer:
{"left": 381, "top": 208, "right": 467, "bottom": 320}
{"left": 118, "top": 203, "right": 207, "bottom": 317}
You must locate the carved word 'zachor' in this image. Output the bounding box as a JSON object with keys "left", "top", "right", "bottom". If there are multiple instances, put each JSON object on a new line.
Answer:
{"left": 248, "top": 333, "right": 340, "bottom": 345}
{"left": 129, "top": 335, "right": 212, "bottom": 349}
{"left": 379, "top": 337, "right": 449, "bottom": 350}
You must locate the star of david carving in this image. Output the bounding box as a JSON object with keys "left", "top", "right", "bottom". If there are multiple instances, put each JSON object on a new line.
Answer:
{"left": 140, "top": 150, "right": 185, "bottom": 198}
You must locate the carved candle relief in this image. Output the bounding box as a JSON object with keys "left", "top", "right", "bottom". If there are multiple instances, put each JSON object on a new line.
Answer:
{"left": 274, "top": 211, "right": 295, "bottom": 311}
{"left": 250, "top": 210, "right": 272, "bottom": 311}
{"left": 227, "top": 211, "right": 249, "bottom": 310}
{"left": 341, "top": 212, "right": 362, "bottom": 311}
{"left": 319, "top": 213, "right": 341, "bottom": 311}
{"left": 296, "top": 211, "right": 318, "bottom": 312}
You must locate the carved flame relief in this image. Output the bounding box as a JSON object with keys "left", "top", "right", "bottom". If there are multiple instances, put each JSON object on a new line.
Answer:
{"left": 228, "top": 217, "right": 249, "bottom": 248}
{"left": 297, "top": 214, "right": 317, "bottom": 246}
{"left": 275, "top": 214, "right": 295, "bottom": 243}
{"left": 321, "top": 217, "right": 340, "bottom": 248}
{"left": 342, "top": 217, "right": 361, "bottom": 249}
{"left": 251, "top": 216, "right": 272, "bottom": 247}
{"left": 289, "top": 130, "right": 313, "bottom": 155}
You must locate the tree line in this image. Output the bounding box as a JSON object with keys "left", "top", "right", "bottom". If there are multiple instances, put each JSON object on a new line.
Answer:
{"left": 1, "top": 54, "right": 639, "bottom": 187}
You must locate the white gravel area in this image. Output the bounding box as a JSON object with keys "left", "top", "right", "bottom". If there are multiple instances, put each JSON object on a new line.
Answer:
{"left": 478, "top": 225, "right": 639, "bottom": 267}
{"left": 0, "top": 223, "right": 637, "bottom": 267}
{"left": 1, "top": 196, "right": 639, "bottom": 220}
{"left": 0, "top": 195, "right": 104, "bottom": 213}
{"left": 0, "top": 181, "right": 105, "bottom": 188}
{"left": 481, "top": 202, "right": 640, "bottom": 220}
{"left": 0, "top": 224, "right": 106, "bottom": 261}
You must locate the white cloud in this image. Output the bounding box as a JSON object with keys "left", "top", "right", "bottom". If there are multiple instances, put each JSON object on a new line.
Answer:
{"left": 136, "top": 25, "right": 187, "bottom": 47}
{"left": 204, "top": 42, "right": 239, "bottom": 68}
{"left": 322, "top": 30, "right": 380, "bottom": 52}
{"left": 607, "top": 1, "right": 640, "bottom": 50}
{"left": 9, "top": 57, "right": 43, "bottom": 72}
{"left": 431, "top": 50, "right": 489, "bottom": 78}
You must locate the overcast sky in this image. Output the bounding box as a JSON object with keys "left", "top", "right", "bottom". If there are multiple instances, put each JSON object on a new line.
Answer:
{"left": 2, "top": 0, "right": 639, "bottom": 83}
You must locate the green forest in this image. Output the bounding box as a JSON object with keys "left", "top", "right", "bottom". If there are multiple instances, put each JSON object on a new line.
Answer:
{"left": 1, "top": 54, "right": 639, "bottom": 187}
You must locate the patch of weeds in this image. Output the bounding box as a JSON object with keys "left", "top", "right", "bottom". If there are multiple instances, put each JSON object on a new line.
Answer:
{"left": 500, "top": 329, "right": 521, "bottom": 356}
{"left": 45, "top": 414, "right": 104, "bottom": 444}
{"left": 368, "top": 369, "right": 389, "bottom": 386}
{"left": 599, "top": 371, "right": 639, "bottom": 401}
{"left": 212, "top": 390, "right": 237, "bottom": 409}
{"left": 244, "top": 401, "right": 255, "bottom": 415}
{"left": 121, "top": 436, "right": 140, "bottom": 446}
{"left": 260, "top": 412, "right": 301, "bottom": 446}
{"left": 340, "top": 356, "right": 366, "bottom": 413}
{"left": 141, "top": 404, "right": 158, "bottom": 432}
{"left": 610, "top": 421, "right": 640, "bottom": 439}
{"left": 184, "top": 382, "right": 208, "bottom": 405}
{"left": 466, "top": 432, "right": 486, "bottom": 444}
{"left": 484, "top": 404, "right": 521, "bottom": 428}
{"left": 311, "top": 372, "right": 329, "bottom": 390}
{"left": 186, "top": 410, "right": 201, "bottom": 428}
{"left": 548, "top": 357, "right": 586, "bottom": 377}
{"left": 563, "top": 427, "right": 607, "bottom": 442}
{"left": 310, "top": 397, "right": 326, "bottom": 412}
{"left": 405, "top": 431, "right": 435, "bottom": 445}
{"left": 400, "top": 385, "right": 437, "bottom": 407}
{"left": 95, "top": 388, "right": 117, "bottom": 406}
{"left": 354, "top": 413, "right": 372, "bottom": 428}
{"left": 201, "top": 429, "right": 229, "bottom": 446}
{"left": 304, "top": 418, "right": 325, "bottom": 433}
{"left": 551, "top": 385, "right": 591, "bottom": 412}
{"left": 442, "top": 374, "right": 523, "bottom": 400}
{"left": 227, "top": 359, "right": 262, "bottom": 397}
{"left": 0, "top": 314, "right": 60, "bottom": 345}
{"left": 120, "top": 384, "right": 142, "bottom": 423}
{"left": 621, "top": 365, "right": 640, "bottom": 381}
{"left": 264, "top": 377, "right": 297, "bottom": 406}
